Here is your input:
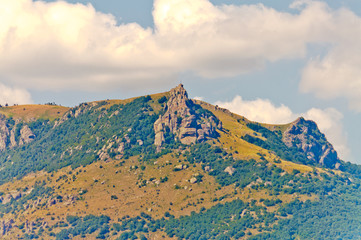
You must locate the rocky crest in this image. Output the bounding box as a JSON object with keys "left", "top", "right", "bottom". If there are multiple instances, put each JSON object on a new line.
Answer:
{"left": 282, "top": 117, "right": 339, "bottom": 168}
{"left": 0, "top": 115, "right": 35, "bottom": 152}
{"left": 154, "top": 84, "right": 221, "bottom": 148}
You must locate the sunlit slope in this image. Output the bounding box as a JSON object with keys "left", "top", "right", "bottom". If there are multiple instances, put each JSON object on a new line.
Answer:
{"left": 0, "top": 104, "right": 69, "bottom": 121}
{"left": 197, "top": 100, "right": 314, "bottom": 173}
{"left": 0, "top": 86, "right": 358, "bottom": 239}
{"left": 0, "top": 150, "right": 317, "bottom": 239}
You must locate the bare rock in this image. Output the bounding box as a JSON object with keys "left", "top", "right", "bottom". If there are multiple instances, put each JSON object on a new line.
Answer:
{"left": 117, "top": 142, "right": 125, "bottom": 153}
{"left": 0, "top": 219, "right": 14, "bottom": 236}
{"left": 0, "top": 115, "right": 35, "bottom": 151}
{"left": 174, "top": 164, "right": 184, "bottom": 171}
{"left": 282, "top": 117, "right": 339, "bottom": 168}
{"left": 19, "top": 125, "right": 35, "bottom": 146}
{"left": 2, "top": 194, "right": 13, "bottom": 204}
{"left": 98, "top": 151, "right": 109, "bottom": 161}
{"left": 9, "top": 128, "right": 16, "bottom": 148}
{"left": 11, "top": 192, "right": 22, "bottom": 200}
{"left": 48, "top": 198, "right": 57, "bottom": 206}
{"left": 154, "top": 84, "right": 221, "bottom": 148}
{"left": 224, "top": 166, "right": 236, "bottom": 176}
{"left": 190, "top": 177, "right": 198, "bottom": 184}
{"left": 0, "top": 116, "right": 9, "bottom": 151}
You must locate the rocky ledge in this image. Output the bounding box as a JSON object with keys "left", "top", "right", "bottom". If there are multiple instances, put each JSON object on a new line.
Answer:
{"left": 0, "top": 115, "right": 36, "bottom": 151}
{"left": 282, "top": 117, "right": 339, "bottom": 168}
{"left": 154, "top": 84, "right": 221, "bottom": 148}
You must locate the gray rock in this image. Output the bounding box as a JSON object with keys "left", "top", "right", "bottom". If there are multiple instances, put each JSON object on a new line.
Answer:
{"left": 224, "top": 166, "right": 236, "bottom": 176}
{"left": 174, "top": 164, "right": 184, "bottom": 170}
{"left": 0, "top": 115, "right": 35, "bottom": 151}
{"left": 19, "top": 125, "right": 35, "bottom": 146}
{"left": 190, "top": 177, "right": 198, "bottom": 184}
{"left": 117, "top": 142, "right": 125, "bottom": 153}
{"left": 282, "top": 117, "right": 339, "bottom": 168}
{"left": 2, "top": 194, "right": 13, "bottom": 204}
{"left": 11, "top": 192, "right": 22, "bottom": 200}
{"left": 0, "top": 219, "right": 14, "bottom": 236}
{"left": 154, "top": 84, "right": 221, "bottom": 148}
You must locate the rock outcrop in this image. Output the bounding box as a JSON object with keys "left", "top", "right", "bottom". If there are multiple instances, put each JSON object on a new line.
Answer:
{"left": 0, "top": 219, "right": 14, "bottom": 236}
{"left": 282, "top": 117, "right": 339, "bottom": 168}
{"left": 0, "top": 115, "right": 9, "bottom": 151}
{"left": 0, "top": 115, "right": 35, "bottom": 152}
{"left": 154, "top": 84, "right": 221, "bottom": 148}
{"left": 19, "top": 125, "right": 35, "bottom": 146}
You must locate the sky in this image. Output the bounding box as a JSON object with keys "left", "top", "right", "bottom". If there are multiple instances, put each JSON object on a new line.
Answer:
{"left": 0, "top": 0, "right": 361, "bottom": 164}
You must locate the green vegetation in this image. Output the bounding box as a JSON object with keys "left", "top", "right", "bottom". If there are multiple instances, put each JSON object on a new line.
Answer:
{"left": 243, "top": 123, "right": 317, "bottom": 166}
{"left": 0, "top": 96, "right": 163, "bottom": 184}
{"left": 0, "top": 90, "right": 360, "bottom": 240}
{"left": 0, "top": 182, "right": 53, "bottom": 216}
{"left": 55, "top": 215, "right": 111, "bottom": 239}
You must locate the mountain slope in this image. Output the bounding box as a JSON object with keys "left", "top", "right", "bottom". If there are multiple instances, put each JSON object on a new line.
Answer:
{"left": 0, "top": 85, "right": 360, "bottom": 239}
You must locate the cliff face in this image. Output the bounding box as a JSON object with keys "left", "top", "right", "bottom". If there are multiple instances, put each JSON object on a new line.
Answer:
{"left": 0, "top": 116, "right": 9, "bottom": 151}
{"left": 0, "top": 115, "right": 35, "bottom": 152}
{"left": 154, "top": 84, "right": 221, "bottom": 148}
{"left": 282, "top": 117, "right": 339, "bottom": 168}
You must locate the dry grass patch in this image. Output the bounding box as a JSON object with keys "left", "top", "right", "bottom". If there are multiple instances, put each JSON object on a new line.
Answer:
{"left": 0, "top": 105, "right": 69, "bottom": 121}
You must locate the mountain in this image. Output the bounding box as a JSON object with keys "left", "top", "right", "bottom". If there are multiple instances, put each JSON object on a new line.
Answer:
{"left": 0, "top": 84, "right": 360, "bottom": 239}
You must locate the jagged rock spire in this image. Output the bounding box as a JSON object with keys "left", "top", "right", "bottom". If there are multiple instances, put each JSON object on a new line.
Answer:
{"left": 154, "top": 84, "right": 220, "bottom": 148}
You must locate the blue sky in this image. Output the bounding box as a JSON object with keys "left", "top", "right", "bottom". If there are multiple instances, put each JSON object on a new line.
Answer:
{"left": 0, "top": 0, "right": 361, "bottom": 163}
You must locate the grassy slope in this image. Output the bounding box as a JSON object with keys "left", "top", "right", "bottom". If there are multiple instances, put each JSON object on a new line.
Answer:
{"left": 197, "top": 101, "right": 314, "bottom": 174}
{"left": 0, "top": 94, "right": 340, "bottom": 239}
{"left": 0, "top": 105, "right": 69, "bottom": 122}
{"left": 0, "top": 152, "right": 316, "bottom": 239}
{"left": 0, "top": 96, "right": 322, "bottom": 239}
{"left": 0, "top": 90, "right": 170, "bottom": 123}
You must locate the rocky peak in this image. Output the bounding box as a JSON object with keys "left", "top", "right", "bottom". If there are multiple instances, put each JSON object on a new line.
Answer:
{"left": 154, "top": 84, "right": 221, "bottom": 148}
{"left": 282, "top": 117, "right": 339, "bottom": 168}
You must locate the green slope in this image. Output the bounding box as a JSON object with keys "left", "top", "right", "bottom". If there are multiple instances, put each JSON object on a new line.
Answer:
{"left": 0, "top": 87, "right": 360, "bottom": 239}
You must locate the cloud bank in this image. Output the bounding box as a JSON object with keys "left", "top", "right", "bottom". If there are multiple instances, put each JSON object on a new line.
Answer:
{"left": 0, "top": 83, "right": 33, "bottom": 105}
{"left": 215, "top": 96, "right": 350, "bottom": 160}
{"left": 0, "top": 0, "right": 361, "bottom": 110}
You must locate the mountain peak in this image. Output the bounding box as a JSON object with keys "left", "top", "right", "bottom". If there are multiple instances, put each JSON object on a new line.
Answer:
{"left": 282, "top": 116, "right": 339, "bottom": 168}
{"left": 154, "top": 85, "right": 220, "bottom": 148}
{"left": 169, "top": 84, "right": 188, "bottom": 100}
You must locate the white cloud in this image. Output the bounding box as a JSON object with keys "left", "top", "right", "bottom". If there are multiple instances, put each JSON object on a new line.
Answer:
{"left": 298, "top": 3, "right": 361, "bottom": 111}
{"left": 0, "top": 83, "right": 33, "bottom": 106}
{"left": 0, "top": 0, "right": 361, "bottom": 109}
{"left": 215, "top": 96, "right": 350, "bottom": 159}
{"left": 193, "top": 96, "right": 204, "bottom": 101}
{"left": 215, "top": 96, "right": 296, "bottom": 124}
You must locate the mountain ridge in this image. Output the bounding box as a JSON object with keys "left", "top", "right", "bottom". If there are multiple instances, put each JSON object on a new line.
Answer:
{"left": 0, "top": 85, "right": 358, "bottom": 239}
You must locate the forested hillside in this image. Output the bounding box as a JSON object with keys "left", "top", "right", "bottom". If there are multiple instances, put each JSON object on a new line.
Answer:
{"left": 0, "top": 85, "right": 360, "bottom": 239}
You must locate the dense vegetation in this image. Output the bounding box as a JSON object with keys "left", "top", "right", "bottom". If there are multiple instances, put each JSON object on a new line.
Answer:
{"left": 0, "top": 92, "right": 361, "bottom": 239}
{"left": 242, "top": 123, "right": 318, "bottom": 166}
{"left": 0, "top": 96, "right": 161, "bottom": 184}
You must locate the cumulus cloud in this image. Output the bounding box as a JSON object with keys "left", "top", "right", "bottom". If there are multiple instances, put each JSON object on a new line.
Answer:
{"left": 0, "top": 82, "right": 33, "bottom": 105}
{"left": 215, "top": 96, "right": 350, "bottom": 159}
{"left": 215, "top": 96, "right": 295, "bottom": 124}
{"left": 297, "top": 2, "right": 361, "bottom": 111}
{"left": 0, "top": 0, "right": 360, "bottom": 109}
